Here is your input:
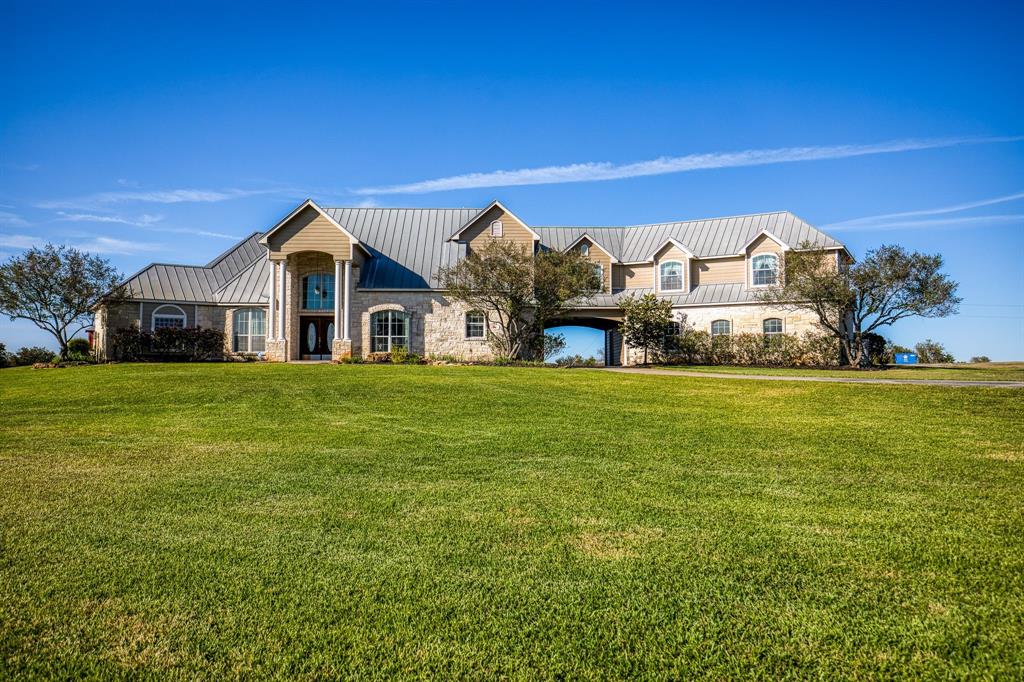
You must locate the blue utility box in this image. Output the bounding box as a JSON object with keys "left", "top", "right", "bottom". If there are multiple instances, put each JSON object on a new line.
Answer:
{"left": 894, "top": 353, "right": 918, "bottom": 365}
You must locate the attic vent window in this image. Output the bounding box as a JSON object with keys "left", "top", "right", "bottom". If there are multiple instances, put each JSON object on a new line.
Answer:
{"left": 490, "top": 220, "right": 503, "bottom": 237}
{"left": 580, "top": 243, "right": 590, "bottom": 257}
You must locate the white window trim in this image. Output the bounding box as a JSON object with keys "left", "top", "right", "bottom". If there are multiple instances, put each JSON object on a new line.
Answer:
{"left": 490, "top": 220, "right": 503, "bottom": 237}
{"left": 750, "top": 253, "right": 780, "bottom": 288}
{"left": 762, "top": 318, "right": 784, "bottom": 335}
{"left": 710, "top": 319, "right": 732, "bottom": 337}
{"left": 370, "top": 309, "right": 411, "bottom": 353}
{"left": 579, "top": 242, "right": 590, "bottom": 257}
{"left": 151, "top": 304, "right": 187, "bottom": 331}
{"left": 658, "top": 260, "right": 685, "bottom": 292}
{"left": 233, "top": 307, "right": 267, "bottom": 353}
{"left": 464, "top": 311, "right": 486, "bottom": 340}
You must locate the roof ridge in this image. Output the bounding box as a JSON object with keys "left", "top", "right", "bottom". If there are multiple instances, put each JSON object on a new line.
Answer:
{"left": 212, "top": 255, "right": 266, "bottom": 294}
{"left": 323, "top": 206, "right": 479, "bottom": 211}
{"left": 534, "top": 210, "right": 791, "bottom": 230}
{"left": 204, "top": 230, "right": 263, "bottom": 268}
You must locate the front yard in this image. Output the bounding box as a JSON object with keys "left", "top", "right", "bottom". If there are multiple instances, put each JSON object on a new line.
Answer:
{"left": 1, "top": 364, "right": 1021, "bottom": 678}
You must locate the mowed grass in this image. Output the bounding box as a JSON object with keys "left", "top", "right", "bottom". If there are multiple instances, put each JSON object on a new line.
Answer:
{"left": 1, "top": 364, "right": 1022, "bottom": 679}
{"left": 665, "top": 362, "right": 1024, "bottom": 382}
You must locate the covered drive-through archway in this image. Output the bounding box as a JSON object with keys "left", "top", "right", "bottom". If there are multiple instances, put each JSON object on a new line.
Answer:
{"left": 545, "top": 313, "right": 624, "bottom": 366}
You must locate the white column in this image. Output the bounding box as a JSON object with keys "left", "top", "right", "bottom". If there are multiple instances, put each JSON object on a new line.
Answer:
{"left": 343, "top": 260, "right": 352, "bottom": 341}
{"left": 333, "top": 259, "right": 342, "bottom": 341}
{"left": 277, "top": 259, "right": 287, "bottom": 339}
{"left": 268, "top": 261, "right": 277, "bottom": 339}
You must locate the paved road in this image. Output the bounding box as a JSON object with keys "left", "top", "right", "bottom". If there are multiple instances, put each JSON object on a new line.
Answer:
{"left": 599, "top": 366, "right": 1024, "bottom": 388}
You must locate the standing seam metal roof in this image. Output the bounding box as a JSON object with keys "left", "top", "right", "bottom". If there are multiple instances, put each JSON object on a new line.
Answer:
{"left": 116, "top": 206, "right": 844, "bottom": 307}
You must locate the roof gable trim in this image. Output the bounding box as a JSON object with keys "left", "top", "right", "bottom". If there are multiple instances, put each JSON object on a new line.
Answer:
{"left": 647, "top": 237, "right": 695, "bottom": 261}
{"left": 447, "top": 200, "right": 541, "bottom": 241}
{"left": 259, "top": 199, "right": 368, "bottom": 254}
{"left": 740, "top": 229, "right": 790, "bottom": 254}
{"left": 563, "top": 233, "right": 619, "bottom": 263}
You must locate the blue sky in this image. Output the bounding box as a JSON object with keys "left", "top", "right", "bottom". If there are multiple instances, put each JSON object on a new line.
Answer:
{"left": 2, "top": 1, "right": 1021, "bottom": 359}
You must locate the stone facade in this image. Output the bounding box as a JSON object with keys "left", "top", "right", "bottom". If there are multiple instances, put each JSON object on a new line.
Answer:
{"left": 620, "top": 303, "right": 823, "bottom": 365}
{"left": 352, "top": 292, "right": 494, "bottom": 361}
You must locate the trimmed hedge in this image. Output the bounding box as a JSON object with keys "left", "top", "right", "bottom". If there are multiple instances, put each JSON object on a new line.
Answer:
{"left": 662, "top": 330, "right": 839, "bottom": 367}
{"left": 111, "top": 325, "right": 226, "bottom": 362}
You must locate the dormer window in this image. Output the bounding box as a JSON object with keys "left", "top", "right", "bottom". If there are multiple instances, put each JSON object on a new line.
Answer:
{"left": 490, "top": 220, "right": 503, "bottom": 237}
{"left": 659, "top": 261, "right": 684, "bottom": 291}
{"left": 751, "top": 254, "right": 779, "bottom": 286}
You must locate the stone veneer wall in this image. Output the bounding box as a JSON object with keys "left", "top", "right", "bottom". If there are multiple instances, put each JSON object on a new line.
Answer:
{"left": 350, "top": 290, "right": 495, "bottom": 361}
{"left": 620, "top": 303, "right": 824, "bottom": 366}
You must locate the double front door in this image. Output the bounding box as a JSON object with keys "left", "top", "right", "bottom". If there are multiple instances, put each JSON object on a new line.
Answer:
{"left": 300, "top": 316, "right": 334, "bottom": 360}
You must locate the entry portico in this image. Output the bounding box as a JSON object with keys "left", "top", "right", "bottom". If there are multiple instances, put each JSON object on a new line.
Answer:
{"left": 260, "top": 199, "right": 366, "bottom": 362}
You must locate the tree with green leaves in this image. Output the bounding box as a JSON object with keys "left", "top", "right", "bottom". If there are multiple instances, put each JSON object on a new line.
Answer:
{"left": 436, "top": 240, "right": 600, "bottom": 360}
{"left": 0, "top": 244, "right": 124, "bottom": 358}
{"left": 618, "top": 292, "right": 674, "bottom": 365}
{"left": 915, "top": 339, "right": 954, "bottom": 364}
{"left": 757, "top": 243, "right": 960, "bottom": 366}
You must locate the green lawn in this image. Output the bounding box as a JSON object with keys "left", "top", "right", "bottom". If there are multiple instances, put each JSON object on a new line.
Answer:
{"left": 1, "top": 364, "right": 1022, "bottom": 678}
{"left": 663, "top": 362, "right": 1024, "bottom": 382}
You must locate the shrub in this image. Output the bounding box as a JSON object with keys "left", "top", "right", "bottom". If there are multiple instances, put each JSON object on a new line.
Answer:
{"left": 970, "top": 356, "right": 991, "bottom": 364}
{"left": 111, "top": 325, "right": 225, "bottom": 362}
{"left": 0, "top": 342, "right": 9, "bottom": 368}
{"left": 390, "top": 346, "right": 409, "bottom": 364}
{"left": 14, "top": 346, "right": 56, "bottom": 366}
{"left": 67, "top": 338, "right": 91, "bottom": 355}
{"left": 555, "top": 354, "right": 599, "bottom": 368}
{"left": 862, "top": 332, "right": 888, "bottom": 366}
{"left": 660, "top": 329, "right": 839, "bottom": 368}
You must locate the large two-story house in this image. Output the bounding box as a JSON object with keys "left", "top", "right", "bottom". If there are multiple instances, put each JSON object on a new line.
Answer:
{"left": 92, "top": 199, "right": 849, "bottom": 365}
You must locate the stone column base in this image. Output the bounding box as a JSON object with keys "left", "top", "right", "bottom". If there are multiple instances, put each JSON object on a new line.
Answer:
{"left": 332, "top": 338, "right": 352, "bottom": 362}
{"left": 265, "top": 338, "right": 288, "bottom": 362}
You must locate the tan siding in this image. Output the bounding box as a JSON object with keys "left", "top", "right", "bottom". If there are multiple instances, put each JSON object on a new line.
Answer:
{"left": 747, "top": 233, "right": 784, "bottom": 257}
{"left": 267, "top": 206, "right": 352, "bottom": 260}
{"left": 463, "top": 206, "right": 535, "bottom": 255}
{"left": 573, "top": 237, "right": 611, "bottom": 293}
{"left": 619, "top": 263, "right": 654, "bottom": 289}
{"left": 654, "top": 244, "right": 690, "bottom": 292}
{"left": 692, "top": 256, "right": 745, "bottom": 285}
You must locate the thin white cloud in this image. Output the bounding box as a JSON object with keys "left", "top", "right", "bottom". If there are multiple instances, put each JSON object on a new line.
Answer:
{"left": 74, "top": 236, "right": 162, "bottom": 255}
{"left": 0, "top": 234, "right": 39, "bottom": 249}
{"left": 827, "top": 214, "right": 1024, "bottom": 232}
{"left": 354, "top": 198, "right": 379, "bottom": 208}
{"left": 56, "top": 211, "right": 164, "bottom": 227}
{"left": 37, "top": 187, "right": 280, "bottom": 210}
{"left": 55, "top": 211, "right": 239, "bottom": 240}
{"left": 827, "top": 191, "right": 1024, "bottom": 228}
{"left": 0, "top": 211, "right": 31, "bottom": 228}
{"left": 351, "top": 135, "right": 1024, "bottom": 195}
{"left": 0, "top": 233, "right": 161, "bottom": 255}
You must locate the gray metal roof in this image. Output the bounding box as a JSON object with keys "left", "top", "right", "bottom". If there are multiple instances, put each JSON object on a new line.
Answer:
{"left": 119, "top": 232, "right": 266, "bottom": 303}
{"left": 578, "top": 284, "right": 757, "bottom": 308}
{"left": 323, "top": 208, "right": 477, "bottom": 289}
{"left": 536, "top": 211, "right": 841, "bottom": 262}
{"left": 116, "top": 205, "right": 844, "bottom": 308}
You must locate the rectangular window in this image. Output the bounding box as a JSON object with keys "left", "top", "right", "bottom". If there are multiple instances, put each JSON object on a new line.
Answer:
{"left": 465, "top": 312, "right": 485, "bottom": 339}
{"left": 154, "top": 316, "right": 185, "bottom": 330}
{"left": 763, "top": 318, "right": 783, "bottom": 335}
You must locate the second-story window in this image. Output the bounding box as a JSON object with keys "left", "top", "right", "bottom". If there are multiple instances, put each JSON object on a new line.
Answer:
{"left": 490, "top": 220, "right": 503, "bottom": 237}
{"left": 580, "top": 242, "right": 590, "bottom": 257}
{"left": 660, "top": 261, "right": 684, "bottom": 291}
{"left": 751, "top": 254, "right": 779, "bottom": 286}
